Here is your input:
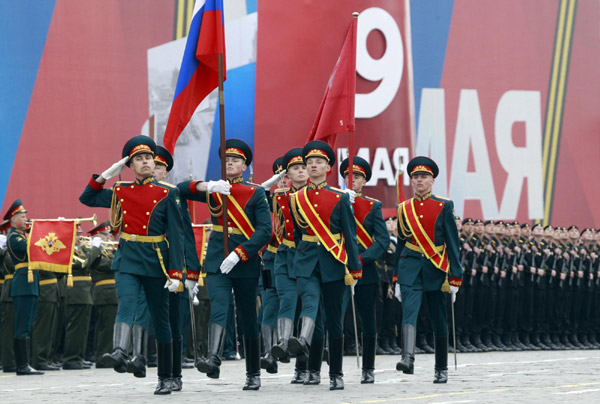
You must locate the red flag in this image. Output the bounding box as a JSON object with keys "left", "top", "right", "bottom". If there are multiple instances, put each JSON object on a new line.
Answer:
{"left": 163, "top": 0, "right": 226, "bottom": 153}
{"left": 307, "top": 17, "right": 357, "bottom": 147}
{"left": 28, "top": 220, "right": 77, "bottom": 274}
{"left": 192, "top": 224, "right": 210, "bottom": 267}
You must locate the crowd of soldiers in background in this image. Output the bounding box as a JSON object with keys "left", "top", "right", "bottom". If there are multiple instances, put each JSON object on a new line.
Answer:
{"left": 2, "top": 216, "right": 600, "bottom": 373}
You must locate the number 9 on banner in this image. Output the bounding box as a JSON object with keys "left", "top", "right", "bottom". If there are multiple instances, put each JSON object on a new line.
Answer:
{"left": 356, "top": 7, "right": 403, "bottom": 119}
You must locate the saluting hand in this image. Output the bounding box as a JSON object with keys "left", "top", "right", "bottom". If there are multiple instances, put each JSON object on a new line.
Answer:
{"left": 100, "top": 156, "right": 129, "bottom": 181}
{"left": 261, "top": 169, "right": 287, "bottom": 190}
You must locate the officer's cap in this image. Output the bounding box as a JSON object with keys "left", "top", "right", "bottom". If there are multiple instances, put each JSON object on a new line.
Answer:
{"left": 282, "top": 148, "right": 305, "bottom": 170}
{"left": 567, "top": 225, "right": 579, "bottom": 231}
{"left": 339, "top": 156, "right": 372, "bottom": 181}
{"left": 122, "top": 136, "right": 156, "bottom": 167}
{"left": 272, "top": 157, "right": 284, "bottom": 175}
{"left": 89, "top": 221, "right": 111, "bottom": 236}
{"left": 221, "top": 138, "right": 253, "bottom": 166}
{"left": 3, "top": 199, "right": 27, "bottom": 221}
{"left": 520, "top": 223, "right": 531, "bottom": 229}
{"left": 462, "top": 218, "right": 474, "bottom": 225}
{"left": 302, "top": 141, "right": 335, "bottom": 166}
{"left": 154, "top": 146, "right": 174, "bottom": 172}
{"left": 407, "top": 156, "right": 439, "bottom": 178}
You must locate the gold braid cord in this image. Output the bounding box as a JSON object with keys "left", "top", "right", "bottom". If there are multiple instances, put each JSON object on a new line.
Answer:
{"left": 396, "top": 204, "right": 412, "bottom": 239}
{"left": 290, "top": 194, "right": 309, "bottom": 229}
{"left": 208, "top": 192, "right": 223, "bottom": 218}
{"left": 272, "top": 195, "right": 285, "bottom": 240}
{"left": 110, "top": 184, "right": 123, "bottom": 233}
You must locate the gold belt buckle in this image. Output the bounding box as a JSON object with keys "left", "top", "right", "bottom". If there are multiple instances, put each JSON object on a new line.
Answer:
{"left": 130, "top": 234, "right": 137, "bottom": 242}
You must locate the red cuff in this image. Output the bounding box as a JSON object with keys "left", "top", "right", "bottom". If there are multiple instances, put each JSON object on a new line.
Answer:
{"left": 359, "top": 255, "right": 364, "bottom": 266}
{"left": 449, "top": 277, "right": 462, "bottom": 287}
{"left": 89, "top": 176, "right": 104, "bottom": 191}
{"left": 190, "top": 180, "right": 202, "bottom": 194}
{"left": 350, "top": 269, "right": 363, "bottom": 280}
{"left": 168, "top": 270, "right": 183, "bottom": 280}
{"left": 392, "top": 274, "right": 398, "bottom": 283}
{"left": 234, "top": 245, "right": 249, "bottom": 262}
{"left": 186, "top": 270, "right": 200, "bottom": 281}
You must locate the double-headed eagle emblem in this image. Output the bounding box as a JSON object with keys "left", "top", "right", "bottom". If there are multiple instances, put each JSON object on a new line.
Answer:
{"left": 34, "top": 232, "right": 66, "bottom": 256}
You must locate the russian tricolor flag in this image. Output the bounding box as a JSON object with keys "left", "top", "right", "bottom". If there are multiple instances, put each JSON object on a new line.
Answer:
{"left": 163, "top": 0, "right": 226, "bottom": 154}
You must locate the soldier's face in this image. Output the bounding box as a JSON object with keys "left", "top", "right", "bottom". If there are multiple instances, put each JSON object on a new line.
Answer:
{"left": 287, "top": 164, "right": 308, "bottom": 184}
{"left": 485, "top": 223, "right": 494, "bottom": 233}
{"left": 544, "top": 227, "right": 554, "bottom": 237}
{"left": 345, "top": 173, "right": 366, "bottom": 192}
{"left": 225, "top": 156, "right": 246, "bottom": 178}
{"left": 386, "top": 218, "right": 397, "bottom": 233}
{"left": 455, "top": 219, "right": 462, "bottom": 231}
{"left": 153, "top": 164, "right": 168, "bottom": 181}
{"left": 568, "top": 228, "right": 580, "bottom": 239}
{"left": 410, "top": 173, "right": 434, "bottom": 195}
{"left": 474, "top": 223, "right": 484, "bottom": 233}
{"left": 131, "top": 153, "right": 155, "bottom": 178}
{"left": 532, "top": 226, "right": 544, "bottom": 236}
{"left": 10, "top": 213, "right": 27, "bottom": 230}
{"left": 463, "top": 222, "right": 473, "bottom": 233}
{"left": 521, "top": 227, "right": 531, "bottom": 237}
{"left": 306, "top": 157, "right": 330, "bottom": 180}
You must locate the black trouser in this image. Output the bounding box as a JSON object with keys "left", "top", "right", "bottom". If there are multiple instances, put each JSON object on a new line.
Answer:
{"left": 63, "top": 304, "right": 92, "bottom": 365}
{"left": 94, "top": 304, "right": 118, "bottom": 359}
{"left": 31, "top": 300, "right": 58, "bottom": 367}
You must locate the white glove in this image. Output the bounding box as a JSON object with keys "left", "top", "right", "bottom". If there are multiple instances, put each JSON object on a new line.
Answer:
{"left": 101, "top": 156, "right": 129, "bottom": 181}
{"left": 346, "top": 189, "right": 356, "bottom": 204}
{"left": 261, "top": 170, "right": 287, "bottom": 190}
{"left": 0, "top": 234, "right": 7, "bottom": 250}
{"left": 450, "top": 285, "right": 459, "bottom": 303}
{"left": 193, "top": 295, "right": 200, "bottom": 306}
{"left": 394, "top": 283, "right": 401, "bottom": 302}
{"left": 164, "top": 278, "right": 180, "bottom": 292}
{"left": 91, "top": 237, "right": 102, "bottom": 248}
{"left": 207, "top": 180, "right": 231, "bottom": 195}
{"left": 220, "top": 251, "right": 241, "bottom": 274}
{"left": 185, "top": 279, "right": 197, "bottom": 297}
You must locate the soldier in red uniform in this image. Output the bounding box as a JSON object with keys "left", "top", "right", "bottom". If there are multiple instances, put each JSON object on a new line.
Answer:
{"left": 394, "top": 156, "right": 463, "bottom": 384}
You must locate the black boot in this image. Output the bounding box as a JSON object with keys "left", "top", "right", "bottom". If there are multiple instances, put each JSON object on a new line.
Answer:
{"left": 260, "top": 325, "right": 278, "bottom": 374}
{"left": 379, "top": 336, "right": 392, "bottom": 355}
{"left": 291, "top": 357, "right": 307, "bottom": 384}
{"left": 196, "top": 324, "right": 225, "bottom": 378}
{"left": 328, "top": 337, "right": 344, "bottom": 390}
{"left": 14, "top": 338, "right": 43, "bottom": 375}
{"left": 304, "top": 338, "right": 323, "bottom": 385}
{"left": 471, "top": 334, "right": 488, "bottom": 351}
{"left": 396, "top": 324, "right": 416, "bottom": 374}
{"left": 388, "top": 336, "right": 402, "bottom": 355}
{"left": 126, "top": 325, "right": 147, "bottom": 378}
{"left": 171, "top": 338, "right": 183, "bottom": 391}
{"left": 418, "top": 333, "right": 435, "bottom": 354}
{"left": 147, "top": 333, "right": 157, "bottom": 367}
{"left": 521, "top": 333, "right": 537, "bottom": 350}
{"left": 242, "top": 337, "right": 261, "bottom": 391}
{"left": 361, "top": 335, "right": 376, "bottom": 384}
{"left": 288, "top": 316, "right": 315, "bottom": 362}
{"left": 271, "top": 317, "right": 293, "bottom": 363}
{"left": 102, "top": 322, "right": 130, "bottom": 373}
{"left": 154, "top": 341, "right": 172, "bottom": 395}
{"left": 461, "top": 334, "right": 478, "bottom": 352}
{"left": 433, "top": 336, "right": 448, "bottom": 384}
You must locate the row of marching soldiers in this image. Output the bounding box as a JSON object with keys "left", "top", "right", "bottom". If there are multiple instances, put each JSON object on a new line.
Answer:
{"left": 449, "top": 219, "right": 600, "bottom": 353}
{"left": 0, "top": 134, "right": 464, "bottom": 394}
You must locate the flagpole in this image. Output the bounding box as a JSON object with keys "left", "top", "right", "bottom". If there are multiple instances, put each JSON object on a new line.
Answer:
{"left": 346, "top": 12, "right": 359, "bottom": 190}
{"left": 218, "top": 52, "right": 229, "bottom": 256}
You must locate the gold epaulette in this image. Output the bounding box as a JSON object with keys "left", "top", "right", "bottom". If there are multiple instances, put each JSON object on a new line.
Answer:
{"left": 274, "top": 187, "right": 290, "bottom": 194}
{"left": 113, "top": 181, "right": 131, "bottom": 188}
{"left": 362, "top": 195, "right": 381, "bottom": 203}
{"left": 328, "top": 186, "right": 345, "bottom": 194}
{"left": 247, "top": 181, "right": 261, "bottom": 187}
{"left": 159, "top": 181, "right": 176, "bottom": 188}
{"left": 434, "top": 195, "right": 450, "bottom": 201}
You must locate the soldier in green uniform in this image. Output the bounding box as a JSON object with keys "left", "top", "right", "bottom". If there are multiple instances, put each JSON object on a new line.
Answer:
{"left": 62, "top": 230, "right": 95, "bottom": 369}
{"left": 180, "top": 139, "right": 272, "bottom": 391}
{"left": 79, "top": 136, "right": 184, "bottom": 395}
{"left": 287, "top": 141, "right": 362, "bottom": 390}
{"left": 339, "top": 156, "right": 389, "bottom": 383}
{"left": 1, "top": 220, "right": 17, "bottom": 372}
{"left": 394, "top": 157, "right": 462, "bottom": 384}
{"left": 153, "top": 146, "right": 200, "bottom": 391}
{"left": 257, "top": 157, "right": 287, "bottom": 375}
{"left": 30, "top": 242, "right": 61, "bottom": 371}
{"left": 4, "top": 200, "right": 44, "bottom": 375}
{"left": 87, "top": 222, "right": 118, "bottom": 368}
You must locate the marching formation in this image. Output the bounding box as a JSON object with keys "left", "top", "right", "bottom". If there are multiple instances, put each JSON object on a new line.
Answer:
{"left": 1, "top": 135, "right": 598, "bottom": 396}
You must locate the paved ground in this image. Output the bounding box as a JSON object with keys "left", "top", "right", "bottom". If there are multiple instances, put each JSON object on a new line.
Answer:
{"left": 1, "top": 350, "right": 600, "bottom": 403}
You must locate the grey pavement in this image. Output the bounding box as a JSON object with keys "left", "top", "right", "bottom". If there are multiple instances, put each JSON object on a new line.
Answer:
{"left": 1, "top": 350, "right": 600, "bottom": 403}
